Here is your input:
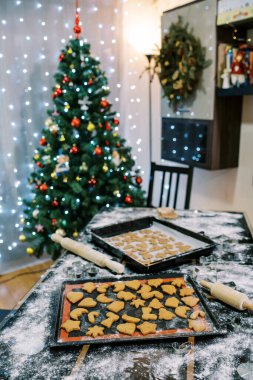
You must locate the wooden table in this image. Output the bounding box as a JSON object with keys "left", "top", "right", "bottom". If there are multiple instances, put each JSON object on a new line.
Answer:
{"left": 0, "top": 207, "right": 252, "bottom": 380}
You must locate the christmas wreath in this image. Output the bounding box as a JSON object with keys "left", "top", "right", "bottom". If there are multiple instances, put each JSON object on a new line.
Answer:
{"left": 155, "top": 16, "right": 210, "bottom": 111}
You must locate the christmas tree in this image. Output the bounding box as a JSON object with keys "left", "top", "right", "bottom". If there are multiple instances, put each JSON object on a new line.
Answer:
{"left": 20, "top": 8, "right": 145, "bottom": 259}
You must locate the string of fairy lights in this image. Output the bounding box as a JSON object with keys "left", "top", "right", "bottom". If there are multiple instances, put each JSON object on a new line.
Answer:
{"left": 0, "top": 0, "right": 150, "bottom": 260}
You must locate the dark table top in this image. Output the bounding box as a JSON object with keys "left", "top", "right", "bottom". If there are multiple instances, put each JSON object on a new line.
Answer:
{"left": 0, "top": 207, "right": 253, "bottom": 380}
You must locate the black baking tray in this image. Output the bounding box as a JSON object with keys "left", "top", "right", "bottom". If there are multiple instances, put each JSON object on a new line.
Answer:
{"left": 50, "top": 273, "right": 227, "bottom": 348}
{"left": 90, "top": 216, "right": 216, "bottom": 272}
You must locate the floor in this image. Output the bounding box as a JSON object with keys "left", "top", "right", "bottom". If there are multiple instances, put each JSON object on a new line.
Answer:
{"left": 0, "top": 260, "right": 53, "bottom": 309}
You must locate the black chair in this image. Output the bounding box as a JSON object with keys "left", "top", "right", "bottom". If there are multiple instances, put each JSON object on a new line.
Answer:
{"left": 147, "top": 162, "right": 193, "bottom": 209}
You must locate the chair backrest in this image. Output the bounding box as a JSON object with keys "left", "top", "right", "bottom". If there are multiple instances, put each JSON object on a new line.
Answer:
{"left": 147, "top": 162, "right": 193, "bottom": 209}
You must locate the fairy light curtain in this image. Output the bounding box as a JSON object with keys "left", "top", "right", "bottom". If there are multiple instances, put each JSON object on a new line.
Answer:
{"left": 0, "top": 0, "right": 123, "bottom": 272}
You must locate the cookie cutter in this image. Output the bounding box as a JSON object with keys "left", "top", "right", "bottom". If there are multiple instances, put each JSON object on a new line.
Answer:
{"left": 171, "top": 342, "right": 192, "bottom": 355}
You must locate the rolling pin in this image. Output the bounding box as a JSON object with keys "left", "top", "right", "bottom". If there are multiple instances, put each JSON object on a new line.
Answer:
{"left": 51, "top": 233, "right": 125, "bottom": 274}
{"left": 200, "top": 280, "right": 253, "bottom": 311}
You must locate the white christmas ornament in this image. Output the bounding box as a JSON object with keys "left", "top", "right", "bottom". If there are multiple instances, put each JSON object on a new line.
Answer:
{"left": 32, "top": 209, "right": 39, "bottom": 219}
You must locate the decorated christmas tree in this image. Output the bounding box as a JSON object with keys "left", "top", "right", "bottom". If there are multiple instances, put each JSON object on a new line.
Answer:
{"left": 20, "top": 7, "right": 145, "bottom": 259}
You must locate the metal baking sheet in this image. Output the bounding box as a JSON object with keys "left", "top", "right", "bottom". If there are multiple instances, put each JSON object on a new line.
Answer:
{"left": 50, "top": 273, "right": 226, "bottom": 348}
{"left": 91, "top": 217, "right": 216, "bottom": 272}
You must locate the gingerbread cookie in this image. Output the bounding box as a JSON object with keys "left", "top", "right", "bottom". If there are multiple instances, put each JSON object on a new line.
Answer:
{"left": 188, "top": 319, "right": 206, "bottom": 332}
{"left": 158, "top": 308, "right": 176, "bottom": 321}
{"left": 107, "top": 301, "right": 125, "bottom": 313}
{"left": 78, "top": 297, "right": 97, "bottom": 308}
{"left": 122, "top": 314, "right": 141, "bottom": 323}
{"left": 117, "top": 291, "right": 136, "bottom": 301}
{"left": 140, "top": 291, "right": 154, "bottom": 300}
{"left": 190, "top": 310, "right": 205, "bottom": 320}
{"left": 88, "top": 311, "right": 99, "bottom": 323}
{"left": 101, "top": 317, "right": 114, "bottom": 328}
{"left": 96, "top": 294, "right": 113, "bottom": 303}
{"left": 61, "top": 319, "right": 80, "bottom": 333}
{"left": 131, "top": 299, "right": 146, "bottom": 308}
{"left": 97, "top": 284, "right": 110, "bottom": 293}
{"left": 113, "top": 282, "right": 125, "bottom": 292}
{"left": 142, "top": 307, "right": 157, "bottom": 321}
{"left": 165, "top": 297, "right": 180, "bottom": 308}
{"left": 179, "top": 287, "right": 195, "bottom": 297}
{"left": 148, "top": 298, "right": 163, "bottom": 309}
{"left": 175, "top": 306, "right": 190, "bottom": 319}
{"left": 161, "top": 284, "right": 176, "bottom": 295}
{"left": 66, "top": 291, "right": 84, "bottom": 304}
{"left": 151, "top": 291, "right": 163, "bottom": 300}
{"left": 125, "top": 280, "right": 141, "bottom": 291}
{"left": 137, "top": 284, "right": 152, "bottom": 294}
{"left": 106, "top": 312, "right": 120, "bottom": 322}
{"left": 171, "top": 278, "right": 185, "bottom": 288}
{"left": 137, "top": 321, "right": 157, "bottom": 335}
{"left": 86, "top": 325, "right": 104, "bottom": 338}
{"left": 69, "top": 307, "right": 88, "bottom": 320}
{"left": 117, "top": 322, "right": 136, "bottom": 336}
{"left": 148, "top": 279, "right": 163, "bottom": 288}
{"left": 181, "top": 296, "right": 200, "bottom": 308}
{"left": 82, "top": 282, "right": 97, "bottom": 294}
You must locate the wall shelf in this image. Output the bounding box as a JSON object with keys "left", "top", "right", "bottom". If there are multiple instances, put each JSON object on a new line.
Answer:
{"left": 216, "top": 87, "right": 253, "bottom": 96}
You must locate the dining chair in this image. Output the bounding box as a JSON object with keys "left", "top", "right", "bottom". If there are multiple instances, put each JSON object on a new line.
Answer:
{"left": 147, "top": 162, "right": 193, "bottom": 209}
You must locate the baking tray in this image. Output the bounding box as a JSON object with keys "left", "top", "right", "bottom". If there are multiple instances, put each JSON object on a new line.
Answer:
{"left": 91, "top": 216, "right": 216, "bottom": 272}
{"left": 50, "top": 273, "right": 227, "bottom": 348}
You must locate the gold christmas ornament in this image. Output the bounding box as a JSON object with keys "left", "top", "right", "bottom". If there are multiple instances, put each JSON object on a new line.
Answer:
{"left": 45, "top": 118, "right": 53, "bottom": 127}
{"left": 113, "top": 132, "right": 118, "bottom": 137}
{"left": 63, "top": 177, "right": 68, "bottom": 183}
{"left": 70, "top": 64, "right": 74, "bottom": 69}
{"left": 51, "top": 171, "right": 57, "bottom": 179}
{"left": 80, "top": 162, "right": 88, "bottom": 171}
{"left": 76, "top": 176, "right": 81, "bottom": 181}
{"left": 102, "top": 164, "right": 109, "bottom": 172}
{"left": 113, "top": 190, "right": 120, "bottom": 196}
{"left": 73, "top": 231, "right": 79, "bottom": 238}
{"left": 121, "top": 156, "right": 126, "bottom": 162}
{"left": 55, "top": 83, "right": 61, "bottom": 89}
{"left": 67, "top": 48, "right": 73, "bottom": 54}
{"left": 19, "top": 234, "right": 26, "bottom": 242}
{"left": 26, "top": 247, "right": 34, "bottom": 255}
{"left": 59, "top": 135, "right": 65, "bottom": 142}
{"left": 34, "top": 154, "right": 40, "bottom": 160}
{"left": 20, "top": 218, "right": 25, "bottom": 224}
{"left": 87, "top": 121, "right": 95, "bottom": 132}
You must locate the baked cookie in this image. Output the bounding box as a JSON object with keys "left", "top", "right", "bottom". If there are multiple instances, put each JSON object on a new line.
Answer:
{"left": 122, "top": 314, "right": 141, "bottom": 323}
{"left": 140, "top": 291, "right": 154, "bottom": 300}
{"left": 171, "top": 278, "right": 185, "bottom": 288}
{"left": 78, "top": 297, "right": 97, "bottom": 308}
{"left": 148, "top": 279, "right": 163, "bottom": 288}
{"left": 96, "top": 294, "right": 113, "bottom": 303}
{"left": 181, "top": 296, "right": 200, "bottom": 308}
{"left": 106, "top": 312, "right": 120, "bottom": 322}
{"left": 88, "top": 311, "right": 99, "bottom": 323}
{"left": 86, "top": 325, "right": 104, "bottom": 338}
{"left": 117, "top": 322, "right": 136, "bottom": 336}
{"left": 117, "top": 291, "right": 136, "bottom": 301}
{"left": 190, "top": 310, "right": 205, "bottom": 320}
{"left": 61, "top": 319, "right": 80, "bottom": 333}
{"left": 97, "top": 284, "right": 110, "bottom": 293}
{"left": 113, "top": 282, "right": 125, "bottom": 292}
{"left": 66, "top": 291, "right": 84, "bottom": 304}
{"left": 189, "top": 319, "right": 206, "bottom": 332}
{"left": 82, "top": 282, "right": 97, "bottom": 294}
{"left": 150, "top": 291, "right": 164, "bottom": 300}
{"left": 179, "top": 287, "right": 195, "bottom": 297}
{"left": 165, "top": 297, "right": 180, "bottom": 308}
{"left": 142, "top": 307, "right": 157, "bottom": 321}
{"left": 69, "top": 307, "right": 88, "bottom": 320}
{"left": 148, "top": 298, "right": 164, "bottom": 309}
{"left": 107, "top": 301, "right": 125, "bottom": 313}
{"left": 161, "top": 284, "right": 177, "bottom": 295}
{"left": 158, "top": 308, "right": 176, "bottom": 321}
{"left": 101, "top": 318, "right": 114, "bottom": 328}
{"left": 137, "top": 321, "right": 157, "bottom": 335}
{"left": 130, "top": 299, "right": 146, "bottom": 308}
{"left": 175, "top": 306, "right": 190, "bottom": 319}
{"left": 125, "top": 280, "right": 141, "bottom": 291}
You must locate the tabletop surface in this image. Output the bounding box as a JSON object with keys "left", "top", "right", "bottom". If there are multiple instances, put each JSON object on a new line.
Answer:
{"left": 0, "top": 207, "right": 253, "bottom": 380}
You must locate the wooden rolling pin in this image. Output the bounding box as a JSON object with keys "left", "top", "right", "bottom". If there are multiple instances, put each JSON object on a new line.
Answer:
{"left": 51, "top": 233, "right": 125, "bottom": 274}
{"left": 200, "top": 280, "right": 253, "bottom": 311}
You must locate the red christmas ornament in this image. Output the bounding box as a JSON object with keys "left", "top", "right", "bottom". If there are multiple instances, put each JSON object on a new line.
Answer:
{"left": 105, "top": 122, "right": 111, "bottom": 131}
{"left": 52, "top": 219, "right": 57, "bottom": 225}
{"left": 73, "top": 3, "right": 82, "bottom": 39}
{"left": 59, "top": 53, "right": 65, "bottom": 61}
{"left": 94, "top": 146, "right": 103, "bottom": 155}
{"left": 88, "top": 78, "right": 93, "bottom": 85}
{"left": 70, "top": 145, "right": 79, "bottom": 154}
{"left": 116, "top": 142, "right": 121, "bottom": 148}
{"left": 124, "top": 195, "right": 133, "bottom": 204}
{"left": 52, "top": 87, "right": 63, "bottom": 99}
{"left": 105, "top": 140, "right": 110, "bottom": 146}
{"left": 136, "top": 176, "right": 143, "bottom": 185}
{"left": 52, "top": 200, "right": 59, "bottom": 207}
{"left": 40, "top": 137, "right": 47, "bottom": 146}
{"left": 36, "top": 162, "right": 43, "bottom": 168}
{"left": 113, "top": 118, "right": 120, "bottom": 125}
{"left": 62, "top": 75, "right": 70, "bottom": 84}
{"left": 71, "top": 117, "right": 81, "bottom": 128}
{"left": 39, "top": 183, "right": 48, "bottom": 192}
{"left": 88, "top": 178, "right": 97, "bottom": 186}
{"left": 123, "top": 175, "right": 127, "bottom": 181}
{"left": 101, "top": 99, "right": 109, "bottom": 108}
{"left": 99, "top": 123, "right": 103, "bottom": 129}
